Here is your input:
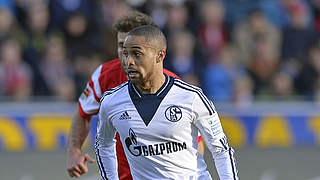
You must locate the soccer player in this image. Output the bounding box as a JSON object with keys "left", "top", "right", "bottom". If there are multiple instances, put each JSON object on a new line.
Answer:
{"left": 96, "top": 25, "right": 238, "bottom": 179}
{"left": 66, "top": 11, "right": 204, "bottom": 179}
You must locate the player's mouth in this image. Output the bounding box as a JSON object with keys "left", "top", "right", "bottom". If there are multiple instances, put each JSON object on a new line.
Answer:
{"left": 127, "top": 70, "right": 139, "bottom": 78}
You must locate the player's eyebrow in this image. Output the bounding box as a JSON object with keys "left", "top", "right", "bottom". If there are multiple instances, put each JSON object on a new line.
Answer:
{"left": 124, "top": 43, "right": 158, "bottom": 51}
{"left": 130, "top": 45, "right": 143, "bottom": 50}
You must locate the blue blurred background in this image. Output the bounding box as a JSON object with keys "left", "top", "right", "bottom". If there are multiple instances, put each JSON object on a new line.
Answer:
{"left": 1, "top": 0, "right": 320, "bottom": 180}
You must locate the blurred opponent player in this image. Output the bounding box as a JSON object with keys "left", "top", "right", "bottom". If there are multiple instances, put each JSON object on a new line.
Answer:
{"left": 66, "top": 11, "right": 204, "bottom": 179}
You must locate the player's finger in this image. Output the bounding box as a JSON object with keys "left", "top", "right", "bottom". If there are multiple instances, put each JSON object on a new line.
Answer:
{"left": 68, "top": 168, "right": 80, "bottom": 178}
{"left": 84, "top": 154, "right": 95, "bottom": 163}
{"left": 71, "top": 165, "right": 82, "bottom": 175}
{"left": 72, "top": 171, "right": 81, "bottom": 178}
{"left": 67, "top": 169, "right": 74, "bottom": 177}
{"left": 78, "top": 162, "right": 88, "bottom": 174}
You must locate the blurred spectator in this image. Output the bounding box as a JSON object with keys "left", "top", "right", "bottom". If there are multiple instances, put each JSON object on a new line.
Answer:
{"left": 63, "top": 12, "right": 101, "bottom": 56}
{"left": 14, "top": 0, "right": 48, "bottom": 28}
{"left": 233, "top": 75, "right": 254, "bottom": 107}
{"left": 23, "top": 3, "right": 51, "bottom": 96}
{"left": 99, "top": 0, "right": 131, "bottom": 58}
{"left": 281, "top": 0, "right": 317, "bottom": 62}
{"left": 39, "top": 36, "right": 75, "bottom": 101}
{"left": 222, "top": 0, "right": 260, "bottom": 27}
{"left": 162, "top": 3, "right": 189, "bottom": 38}
{"left": 183, "top": 0, "right": 201, "bottom": 35}
{"left": 142, "top": 0, "right": 168, "bottom": 28}
{"left": 0, "top": 38, "right": 32, "bottom": 100}
{"left": 0, "top": 8, "right": 24, "bottom": 42}
{"left": 270, "top": 71, "right": 296, "bottom": 101}
{"left": 198, "top": 0, "right": 227, "bottom": 62}
{"left": 48, "top": 0, "right": 99, "bottom": 30}
{"left": 0, "top": 8, "right": 12, "bottom": 40}
{"left": 311, "top": 0, "right": 320, "bottom": 33}
{"left": 261, "top": 0, "right": 314, "bottom": 29}
{"left": 295, "top": 43, "right": 320, "bottom": 100}
{"left": 202, "top": 44, "right": 245, "bottom": 102}
{"left": 49, "top": 0, "right": 102, "bottom": 56}
{"left": 247, "top": 35, "right": 279, "bottom": 96}
{"left": 99, "top": 0, "right": 131, "bottom": 26}
{"left": 54, "top": 76, "right": 77, "bottom": 102}
{"left": 233, "top": 10, "right": 282, "bottom": 65}
{"left": 165, "top": 29, "right": 203, "bottom": 84}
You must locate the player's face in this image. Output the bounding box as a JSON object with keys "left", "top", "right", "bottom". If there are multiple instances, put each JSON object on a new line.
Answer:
{"left": 117, "top": 32, "right": 129, "bottom": 75}
{"left": 122, "top": 35, "right": 158, "bottom": 85}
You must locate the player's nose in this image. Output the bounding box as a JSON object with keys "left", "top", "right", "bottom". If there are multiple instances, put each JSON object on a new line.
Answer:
{"left": 126, "top": 55, "right": 135, "bottom": 66}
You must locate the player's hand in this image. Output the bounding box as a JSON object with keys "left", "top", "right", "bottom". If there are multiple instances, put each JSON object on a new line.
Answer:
{"left": 67, "top": 148, "right": 95, "bottom": 178}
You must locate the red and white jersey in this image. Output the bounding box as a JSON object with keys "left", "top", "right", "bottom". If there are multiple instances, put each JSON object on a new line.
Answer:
{"left": 78, "top": 58, "right": 180, "bottom": 180}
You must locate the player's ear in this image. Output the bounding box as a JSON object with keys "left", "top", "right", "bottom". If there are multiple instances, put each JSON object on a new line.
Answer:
{"left": 157, "top": 49, "right": 166, "bottom": 63}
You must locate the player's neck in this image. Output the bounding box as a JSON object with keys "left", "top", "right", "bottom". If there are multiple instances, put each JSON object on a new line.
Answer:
{"left": 135, "top": 73, "right": 166, "bottom": 94}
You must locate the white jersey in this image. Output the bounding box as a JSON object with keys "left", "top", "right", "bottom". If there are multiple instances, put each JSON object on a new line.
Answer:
{"left": 95, "top": 75, "right": 238, "bottom": 180}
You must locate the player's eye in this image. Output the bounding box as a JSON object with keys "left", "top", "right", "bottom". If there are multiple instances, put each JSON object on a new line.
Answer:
{"left": 135, "top": 52, "right": 142, "bottom": 57}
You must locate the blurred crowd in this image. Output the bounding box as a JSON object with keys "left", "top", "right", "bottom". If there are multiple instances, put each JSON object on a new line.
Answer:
{"left": 1, "top": 0, "right": 320, "bottom": 105}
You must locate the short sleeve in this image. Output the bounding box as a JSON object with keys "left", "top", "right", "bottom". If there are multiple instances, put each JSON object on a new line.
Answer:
{"left": 78, "top": 65, "right": 103, "bottom": 117}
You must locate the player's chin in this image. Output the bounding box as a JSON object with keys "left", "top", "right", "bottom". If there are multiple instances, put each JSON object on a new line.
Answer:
{"left": 129, "top": 78, "right": 140, "bottom": 84}
{"left": 128, "top": 73, "right": 140, "bottom": 81}
{"left": 129, "top": 75, "right": 145, "bottom": 85}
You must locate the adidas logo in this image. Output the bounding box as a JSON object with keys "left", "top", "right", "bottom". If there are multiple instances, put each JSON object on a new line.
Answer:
{"left": 119, "top": 111, "right": 131, "bottom": 120}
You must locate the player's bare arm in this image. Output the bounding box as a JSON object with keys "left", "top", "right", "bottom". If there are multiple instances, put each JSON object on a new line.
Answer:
{"left": 67, "top": 109, "right": 95, "bottom": 178}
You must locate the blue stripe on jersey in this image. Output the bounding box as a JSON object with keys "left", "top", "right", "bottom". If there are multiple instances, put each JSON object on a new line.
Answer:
{"left": 100, "top": 82, "right": 128, "bottom": 103}
{"left": 96, "top": 149, "right": 108, "bottom": 180}
{"left": 228, "top": 147, "right": 238, "bottom": 180}
{"left": 174, "top": 79, "right": 215, "bottom": 114}
{"left": 128, "top": 75, "right": 174, "bottom": 126}
{"left": 173, "top": 80, "right": 214, "bottom": 115}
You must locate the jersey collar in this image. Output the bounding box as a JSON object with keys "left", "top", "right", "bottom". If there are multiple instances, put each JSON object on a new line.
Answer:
{"left": 128, "top": 74, "right": 174, "bottom": 126}
{"left": 129, "top": 74, "right": 173, "bottom": 98}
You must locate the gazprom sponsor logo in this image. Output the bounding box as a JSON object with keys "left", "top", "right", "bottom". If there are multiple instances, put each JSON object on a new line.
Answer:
{"left": 125, "top": 128, "right": 187, "bottom": 157}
